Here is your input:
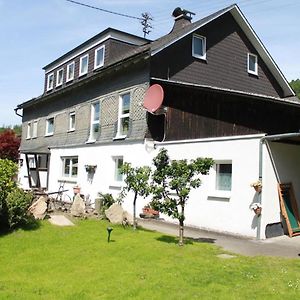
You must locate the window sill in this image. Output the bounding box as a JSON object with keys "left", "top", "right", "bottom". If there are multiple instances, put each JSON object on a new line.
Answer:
{"left": 207, "top": 190, "right": 231, "bottom": 201}
{"left": 109, "top": 182, "right": 124, "bottom": 189}
{"left": 79, "top": 72, "right": 88, "bottom": 77}
{"left": 113, "top": 135, "right": 127, "bottom": 141}
{"left": 58, "top": 178, "right": 77, "bottom": 184}
{"left": 192, "top": 54, "right": 207, "bottom": 61}
{"left": 248, "top": 71, "right": 258, "bottom": 77}
{"left": 45, "top": 133, "right": 54, "bottom": 137}
{"left": 86, "top": 139, "right": 96, "bottom": 144}
{"left": 68, "top": 129, "right": 75, "bottom": 133}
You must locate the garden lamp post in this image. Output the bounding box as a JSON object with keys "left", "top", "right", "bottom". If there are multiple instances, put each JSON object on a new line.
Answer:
{"left": 107, "top": 227, "right": 113, "bottom": 243}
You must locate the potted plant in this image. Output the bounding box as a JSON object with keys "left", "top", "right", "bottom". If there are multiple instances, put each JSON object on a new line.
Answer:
{"left": 250, "top": 180, "right": 262, "bottom": 193}
{"left": 250, "top": 202, "right": 262, "bottom": 216}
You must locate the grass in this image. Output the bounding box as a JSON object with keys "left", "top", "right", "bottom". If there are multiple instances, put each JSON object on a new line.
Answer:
{"left": 0, "top": 219, "right": 300, "bottom": 300}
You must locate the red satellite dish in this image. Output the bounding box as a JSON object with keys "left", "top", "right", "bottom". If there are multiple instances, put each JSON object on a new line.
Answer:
{"left": 143, "top": 84, "right": 164, "bottom": 113}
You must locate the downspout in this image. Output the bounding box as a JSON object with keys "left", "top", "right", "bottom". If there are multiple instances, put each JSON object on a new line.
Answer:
{"left": 258, "top": 132, "right": 300, "bottom": 239}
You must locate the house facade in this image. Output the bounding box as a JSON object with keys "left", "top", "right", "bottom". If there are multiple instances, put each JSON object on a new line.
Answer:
{"left": 16, "top": 5, "right": 300, "bottom": 239}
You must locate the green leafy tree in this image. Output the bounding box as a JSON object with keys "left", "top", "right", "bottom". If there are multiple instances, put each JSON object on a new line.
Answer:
{"left": 151, "top": 149, "right": 214, "bottom": 246}
{"left": 0, "top": 159, "right": 18, "bottom": 228}
{"left": 121, "top": 163, "right": 151, "bottom": 230}
{"left": 290, "top": 79, "right": 300, "bottom": 99}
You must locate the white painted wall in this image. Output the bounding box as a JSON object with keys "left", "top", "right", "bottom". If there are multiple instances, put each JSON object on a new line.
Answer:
{"left": 20, "top": 134, "right": 297, "bottom": 239}
{"left": 46, "top": 135, "right": 264, "bottom": 238}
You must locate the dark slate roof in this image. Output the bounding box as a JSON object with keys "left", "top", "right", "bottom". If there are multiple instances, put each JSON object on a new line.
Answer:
{"left": 17, "top": 3, "right": 294, "bottom": 109}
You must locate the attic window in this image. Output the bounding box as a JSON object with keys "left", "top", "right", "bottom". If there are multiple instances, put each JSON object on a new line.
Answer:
{"left": 192, "top": 34, "right": 206, "bottom": 60}
{"left": 66, "top": 62, "right": 75, "bottom": 82}
{"left": 47, "top": 73, "right": 54, "bottom": 91}
{"left": 56, "top": 68, "right": 64, "bottom": 86}
{"left": 79, "top": 54, "right": 89, "bottom": 76}
{"left": 94, "top": 45, "right": 105, "bottom": 69}
{"left": 248, "top": 53, "right": 258, "bottom": 75}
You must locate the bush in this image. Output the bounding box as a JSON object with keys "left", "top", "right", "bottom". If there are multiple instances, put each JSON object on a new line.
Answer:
{"left": 98, "top": 193, "right": 117, "bottom": 217}
{"left": 0, "top": 159, "right": 18, "bottom": 228}
{"left": 6, "top": 188, "right": 34, "bottom": 228}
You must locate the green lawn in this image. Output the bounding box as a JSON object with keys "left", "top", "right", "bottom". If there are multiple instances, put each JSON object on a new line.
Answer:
{"left": 0, "top": 219, "right": 299, "bottom": 300}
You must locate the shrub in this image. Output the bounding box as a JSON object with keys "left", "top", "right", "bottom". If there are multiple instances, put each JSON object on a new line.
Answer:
{"left": 0, "top": 159, "right": 18, "bottom": 228}
{"left": 6, "top": 188, "right": 34, "bottom": 228}
{"left": 98, "top": 193, "right": 117, "bottom": 217}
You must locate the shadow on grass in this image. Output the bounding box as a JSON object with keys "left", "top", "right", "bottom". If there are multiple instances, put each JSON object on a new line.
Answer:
{"left": 156, "top": 235, "right": 216, "bottom": 245}
{"left": 0, "top": 218, "right": 41, "bottom": 237}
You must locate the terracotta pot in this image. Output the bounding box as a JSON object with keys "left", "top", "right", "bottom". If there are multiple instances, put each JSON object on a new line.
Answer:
{"left": 254, "top": 207, "right": 262, "bottom": 216}
{"left": 254, "top": 186, "right": 262, "bottom": 193}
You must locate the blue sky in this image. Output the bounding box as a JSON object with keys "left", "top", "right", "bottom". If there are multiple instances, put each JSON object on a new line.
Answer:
{"left": 0, "top": 0, "right": 299, "bottom": 126}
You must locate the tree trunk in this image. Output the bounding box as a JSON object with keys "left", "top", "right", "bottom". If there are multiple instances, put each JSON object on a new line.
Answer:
{"left": 178, "top": 219, "right": 184, "bottom": 246}
{"left": 178, "top": 202, "right": 185, "bottom": 246}
{"left": 133, "top": 192, "right": 137, "bottom": 230}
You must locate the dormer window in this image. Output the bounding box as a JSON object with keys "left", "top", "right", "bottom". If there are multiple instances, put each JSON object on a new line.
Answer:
{"left": 56, "top": 68, "right": 64, "bottom": 86}
{"left": 79, "top": 54, "right": 89, "bottom": 76}
{"left": 47, "top": 73, "right": 54, "bottom": 91}
{"left": 248, "top": 53, "right": 258, "bottom": 75}
{"left": 192, "top": 34, "right": 206, "bottom": 60}
{"left": 66, "top": 62, "right": 75, "bottom": 82}
{"left": 94, "top": 45, "right": 105, "bottom": 69}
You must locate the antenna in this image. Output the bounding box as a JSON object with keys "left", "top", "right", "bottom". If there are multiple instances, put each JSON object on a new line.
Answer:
{"left": 141, "top": 12, "right": 153, "bottom": 38}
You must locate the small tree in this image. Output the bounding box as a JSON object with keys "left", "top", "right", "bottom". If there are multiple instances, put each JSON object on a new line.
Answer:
{"left": 0, "top": 129, "right": 20, "bottom": 162}
{"left": 121, "top": 163, "right": 151, "bottom": 230}
{"left": 151, "top": 149, "right": 214, "bottom": 246}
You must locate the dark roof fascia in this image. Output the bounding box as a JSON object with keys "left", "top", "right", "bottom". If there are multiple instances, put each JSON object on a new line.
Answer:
{"left": 18, "top": 49, "right": 150, "bottom": 110}
{"left": 43, "top": 27, "right": 150, "bottom": 70}
{"left": 151, "top": 77, "right": 300, "bottom": 108}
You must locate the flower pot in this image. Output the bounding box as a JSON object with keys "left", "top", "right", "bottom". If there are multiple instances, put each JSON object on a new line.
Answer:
{"left": 254, "top": 186, "right": 262, "bottom": 193}
{"left": 254, "top": 207, "right": 262, "bottom": 216}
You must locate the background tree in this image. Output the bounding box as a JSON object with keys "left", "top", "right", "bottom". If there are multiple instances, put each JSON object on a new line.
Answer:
{"left": 290, "top": 79, "right": 300, "bottom": 99}
{"left": 151, "top": 149, "right": 214, "bottom": 246}
{"left": 121, "top": 163, "right": 151, "bottom": 230}
{"left": 0, "top": 129, "right": 20, "bottom": 162}
{"left": 0, "top": 125, "right": 22, "bottom": 136}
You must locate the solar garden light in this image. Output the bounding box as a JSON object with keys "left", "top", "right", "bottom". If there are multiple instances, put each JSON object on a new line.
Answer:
{"left": 107, "top": 227, "right": 113, "bottom": 243}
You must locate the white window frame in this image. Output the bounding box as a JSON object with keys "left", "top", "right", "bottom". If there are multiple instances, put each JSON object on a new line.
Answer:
{"left": 32, "top": 121, "right": 38, "bottom": 138}
{"left": 69, "top": 112, "right": 76, "bottom": 132}
{"left": 47, "top": 73, "right": 54, "bottom": 91}
{"left": 56, "top": 68, "right": 64, "bottom": 86}
{"left": 79, "top": 54, "right": 89, "bottom": 76}
{"left": 61, "top": 156, "right": 78, "bottom": 180}
{"left": 45, "top": 117, "right": 54, "bottom": 136}
{"left": 94, "top": 45, "right": 105, "bottom": 69}
{"left": 66, "top": 61, "right": 75, "bottom": 82}
{"left": 87, "top": 102, "right": 100, "bottom": 142}
{"left": 247, "top": 53, "right": 258, "bottom": 75}
{"left": 26, "top": 122, "right": 31, "bottom": 139}
{"left": 113, "top": 156, "right": 124, "bottom": 182}
{"left": 215, "top": 162, "right": 232, "bottom": 192}
{"left": 115, "top": 92, "right": 130, "bottom": 139}
{"left": 192, "top": 34, "right": 206, "bottom": 60}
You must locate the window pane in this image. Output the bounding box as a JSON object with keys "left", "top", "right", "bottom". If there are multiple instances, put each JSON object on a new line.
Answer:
{"left": 80, "top": 56, "right": 88, "bottom": 74}
{"left": 69, "top": 113, "right": 75, "bottom": 130}
{"left": 122, "top": 93, "right": 130, "bottom": 114}
{"left": 216, "top": 164, "right": 232, "bottom": 191}
{"left": 96, "top": 47, "right": 104, "bottom": 67}
{"left": 32, "top": 122, "right": 38, "bottom": 137}
{"left": 121, "top": 117, "right": 129, "bottom": 135}
{"left": 249, "top": 55, "right": 256, "bottom": 72}
{"left": 71, "top": 158, "right": 78, "bottom": 177}
{"left": 67, "top": 63, "right": 74, "bottom": 80}
{"left": 64, "top": 159, "right": 70, "bottom": 177}
{"left": 47, "top": 118, "right": 54, "bottom": 134}
{"left": 115, "top": 158, "right": 123, "bottom": 181}
{"left": 193, "top": 36, "right": 204, "bottom": 56}
{"left": 93, "top": 103, "right": 100, "bottom": 121}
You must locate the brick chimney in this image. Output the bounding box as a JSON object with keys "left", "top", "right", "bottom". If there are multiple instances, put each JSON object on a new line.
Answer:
{"left": 171, "top": 7, "right": 195, "bottom": 32}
